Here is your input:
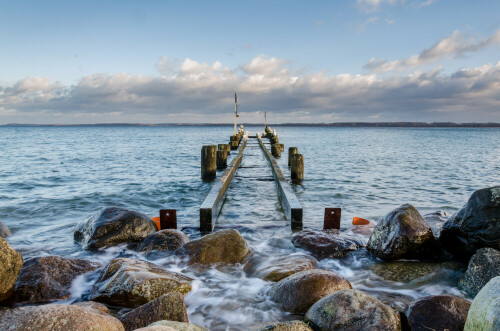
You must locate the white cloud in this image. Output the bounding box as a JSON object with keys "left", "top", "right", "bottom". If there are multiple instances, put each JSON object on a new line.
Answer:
{"left": 357, "top": 0, "right": 439, "bottom": 12}
{"left": 1, "top": 55, "right": 500, "bottom": 123}
{"left": 365, "top": 29, "right": 500, "bottom": 72}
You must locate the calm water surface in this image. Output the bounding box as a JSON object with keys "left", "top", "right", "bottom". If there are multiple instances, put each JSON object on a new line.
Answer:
{"left": 1, "top": 126, "right": 499, "bottom": 329}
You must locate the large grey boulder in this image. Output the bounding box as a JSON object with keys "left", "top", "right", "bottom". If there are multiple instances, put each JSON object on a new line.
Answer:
{"left": 13, "top": 255, "right": 101, "bottom": 304}
{"left": 407, "top": 295, "right": 471, "bottom": 331}
{"left": 0, "top": 220, "right": 11, "bottom": 237}
{"left": 370, "top": 261, "right": 463, "bottom": 283}
{"left": 259, "top": 321, "right": 313, "bottom": 330}
{"left": 90, "top": 257, "right": 192, "bottom": 308}
{"left": 268, "top": 269, "right": 352, "bottom": 313}
{"left": 119, "top": 292, "right": 188, "bottom": 331}
{"left": 305, "top": 289, "right": 401, "bottom": 331}
{"left": 244, "top": 254, "right": 318, "bottom": 281}
{"left": 464, "top": 276, "right": 500, "bottom": 331}
{"left": 72, "top": 301, "right": 110, "bottom": 314}
{"left": 74, "top": 207, "right": 157, "bottom": 250}
{"left": 136, "top": 321, "right": 209, "bottom": 331}
{"left": 0, "top": 304, "right": 124, "bottom": 331}
{"left": 0, "top": 237, "right": 23, "bottom": 302}
{"left": 459, "top": 247, "right": 500, "bottom": 298}
{"left": 137, "top": 229, "right": 190, "bottom": 253}
{"left": 367, "top": 204, "right": 440, "bottom": 260}
{"left": 176, "top": 229, "right": 249, "bottom": 265}
{"left": 440, "top": 186, "right": 500, "bottom": 259}
{"left": 292, "top": 230, "right": 366, "bottom": 259}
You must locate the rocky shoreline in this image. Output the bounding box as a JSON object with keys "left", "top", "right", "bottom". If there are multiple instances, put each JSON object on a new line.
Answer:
{"left": 0, "top": 186, "right": 499, "bottom": 330}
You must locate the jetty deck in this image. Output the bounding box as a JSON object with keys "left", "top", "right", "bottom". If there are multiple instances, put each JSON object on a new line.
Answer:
{"left": 200, "top": 133, "right": 303, "bottom": 231}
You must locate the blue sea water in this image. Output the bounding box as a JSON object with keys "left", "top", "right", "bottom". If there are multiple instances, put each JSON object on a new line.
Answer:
{"left": 0, "top": 126, "right": 499, "bottom": 329}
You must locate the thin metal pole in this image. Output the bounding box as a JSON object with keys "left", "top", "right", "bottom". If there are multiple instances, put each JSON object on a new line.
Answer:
{"left": 234, "top": 92, "right": 238, "bottom": 135}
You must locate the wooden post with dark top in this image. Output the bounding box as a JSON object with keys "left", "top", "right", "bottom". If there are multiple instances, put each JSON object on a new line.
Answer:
{"left": 324, "top": 208, "right": 341, "bottom": 230}
{"left": 288, "top": 147, "right": 298, "bottom": 167}
{"left": 160, "top": 209, "right": 177, "bottom": 229}
{"left": 271, "top": 144, "right": 281, "bottom": 158}
{"left": 291, "top": 154, "right": 304, "bottom": 181}
{"left": 216, "top": 150, "right": 228, "bottom": 169}
{"left": 218, "top": 143, "right": 230, "bottom": 155}
{"left": 270, "top": 135, "right": 279, "bottom": 145}
{"left": 201, "top": 145, "right": 217, "bottom": 179}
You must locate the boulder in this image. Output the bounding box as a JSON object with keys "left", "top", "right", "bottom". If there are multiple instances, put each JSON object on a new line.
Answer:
{"left": 0, "top": 237, "right": 23, "bottom": 302}
{"left": 464, "top": 276, "right": 500, "bottom": 331}
{"left": 72, "top": 301, "right": 110, "bottom": 314}
{"left": 90, "top": 257, "right": 192, "bottom": 308}
{"left": 407, "top": 295, "right": 471, "bottom": 331}
{"left": 440, "top": 186, "right": 500, "bottom": 259}
{"left": 367, "top": 204, "right": 440, "bottom": 261}
{"left": 291, "top": 230, "right": 366, "bottom": 259}
{"left": 0, "top": 304, "right": 124, "bottom": 331}
{"left": 459, "top": 247, "right": 500, "bottom": 298}
{"left": 244, "top": 254, "right": 318, "bottom": 281}
{"left": 0, "top": 220, "right": 11, "bottom": 237}
{"left": 370, "top": 261, "right": 463, "bottom": 283}
{"left": 305, "top": 289, "right": 401, "bottom": 331}
{"left": 13, "top": 255, "right": 101, "bottom": 303}
{"left": 137, "top": 230, "right": 190, "bottom": 253}
{"left": 268, "top": 269, "right": 352, "bottom": 313}
{"left": 259, "top": 321, "right": 314, "bottom": 331}
{"left": 176, "top": 229, "right": 249, "bottom": 265}
{"left": 136, "top": 321, "right": 208, "bottom": 331}
{"left": 119, "top": 292, "right": 188, "bottom": 331}
{"left": 74, "top": 207, "right": 157, "bottom": 250}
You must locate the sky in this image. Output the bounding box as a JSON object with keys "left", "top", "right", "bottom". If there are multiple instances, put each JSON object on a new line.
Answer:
{"left": 1, "top": 0, "right": 499, "bottom": 124}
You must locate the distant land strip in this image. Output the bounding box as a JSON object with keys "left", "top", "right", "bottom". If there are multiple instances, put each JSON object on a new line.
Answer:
{"left": 2, "top": 122, "right": 500, "bottom": 128}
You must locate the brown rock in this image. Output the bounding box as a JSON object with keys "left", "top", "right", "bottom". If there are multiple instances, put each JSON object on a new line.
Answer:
{"left": 176, "top": 229, "right": 249, "bottom": 265}
{"left": 244, "top": 254, "right": 318, "bottom": 281}
{"left": 259, "top": 320, "right": 314, "bottom": 330}
{"left": 136, "top": 321, "right": 209, "bottom": 331}
{"left": 72, "top": 301, "right": 110, "bottom": 314}
{"left": 0, "top": 220, "right": 11, "bottom": 238}
{"left": 14, "top": 255, "right": 101, "bottom": 303}
{"left": 291, "top": 230, "right": 366, "bottom": 259}
{"left": 90, "top": 257, "right": 192, "bottom": 308}
{"left": 407, "top": 295, "right": 471, "bottom": 331}
{"left": 0, "top": 237, "right": 23, "bottom": 302}
{"left": 119, "top": 292, "right": 188, "bottom": 331}
{"left": 0, "top": 304, "right": 124, "bottom": 331}
{"left": 268, "top": 269, "right": 352, "bottom": 313}
{"left": 137, "top": 230, "right": 190, "bottom": 253}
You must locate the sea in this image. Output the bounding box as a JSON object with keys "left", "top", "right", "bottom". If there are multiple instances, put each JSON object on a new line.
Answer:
{"left": 1, "top": 126, "right": 499, "bottom": 329}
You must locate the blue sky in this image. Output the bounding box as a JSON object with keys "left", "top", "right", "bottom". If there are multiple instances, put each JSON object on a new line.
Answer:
{"left": 1, "top": 0, "right": 499, "bottom": 123}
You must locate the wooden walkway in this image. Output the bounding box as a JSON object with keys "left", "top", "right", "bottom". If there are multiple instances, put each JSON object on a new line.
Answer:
{"left": 199, "top": 134, "right": 303, "bottom": 231}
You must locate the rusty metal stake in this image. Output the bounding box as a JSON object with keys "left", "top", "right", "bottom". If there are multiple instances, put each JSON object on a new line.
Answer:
{"left": 324, "top": 208, "right": 341, "bottom": 230}
{"left": 160, "top": 209, "right": 177, "bottom": 229}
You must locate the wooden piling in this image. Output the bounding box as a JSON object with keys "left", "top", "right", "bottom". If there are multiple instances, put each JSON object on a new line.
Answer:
{"left": 230, "top": 141, "right": 239, "bottom": 150}
{"left": 201, "top": 145, "right": 217, "bottom": 179}
{"left": 216, "top": 150, "right": 228, "bottom": 169}
{"left": 270, "top": 135, "right": 279, "bottom": 145}
{"left": 271, "top": 144, "right": 281, "bottom": 158}
{"left": 280, "top": 144, "right": 284, "bottom": 152}
{"left": 291, "top": 154, "right": 304, "bottom": 181}
{"left": 218, "top": 143, "right": 231, "bottom": 155}
{"left": 288, "top": 147, "right": 298, "bottom": 167}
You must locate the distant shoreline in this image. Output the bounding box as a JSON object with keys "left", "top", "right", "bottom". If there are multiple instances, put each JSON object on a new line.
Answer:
{"left": 2, "top": 122, "right": 500, "bottom": 128}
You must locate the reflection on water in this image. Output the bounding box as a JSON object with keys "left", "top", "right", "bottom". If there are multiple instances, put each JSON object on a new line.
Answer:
{"left": 1, "top": 126, "right": 499, "bottom": 329}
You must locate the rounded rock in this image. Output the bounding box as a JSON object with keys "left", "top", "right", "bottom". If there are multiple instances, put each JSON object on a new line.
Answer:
{"left": 464, "top": 276, "right": 500, "bottom": 330}
{"left": 0, "top": 220, "right": 11, "bottom": 238}
{"left": 292, "top": 230, "right": 366, "bottom": 259}
{"left": 459, "top": 247, "right": 500, "bottom": 298}
{"left": 137, "top": 229, "right": 190, "bottom": 253}
{"left": 0, "top": 237, "right": 23, "bottom": 302}
{"left": 244, "top": 254, "right": 318, "bottom": 282}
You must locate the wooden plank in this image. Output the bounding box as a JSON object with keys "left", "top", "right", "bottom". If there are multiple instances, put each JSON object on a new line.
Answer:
{"left": 257, "top": 135, "right": 303, "bottom": 230}
{"left": 199, "top": 138, "right": 248, "bottom": 231}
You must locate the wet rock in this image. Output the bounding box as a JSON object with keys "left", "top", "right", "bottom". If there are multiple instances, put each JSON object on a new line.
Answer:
{"left": 119, "top": 292, "right": 188, "bottom": 331}
{"left": 90, "top": 257, "right": 192, "bottom": 308}
{"left": 0, "top": 220, "right": 11, "bottom": 237}
{"left": 0, "top": 303, "right": 124, "bottom": 331}
{"left": 0, "top": 237, "right": 23, "bottom": 302}
{"left": 244, "top": 254, "right": 318, "bottom": 282}
{"left": 259, "top": 320, "right": 313, "bottom": 331}
{"left": 440, "top": 186, "right": 500, "bottom": 259}
{"left": 74, "top": 207, "right": 157, "bottom": 250}
{"left": 72, "top": 301, "right": 110, "bottom": 314}
{"left": 176, "top": 229, "right": 249, "bottom": 265}
{"left": 305, "top": 289, "right": 401, "bottom": 331}
{"left": 371, "top": 260, "right": 464, "bottom": 283}
{"left": 291, "top": 229, "right": 366, "bottom": 259}
{"left": 459, "top": 247, "right": 500, "bottom": 298}
{"left": 367, "top": 204, "right": 440, "bottom": 261}
{"left": 268, "top": 269, "right": 352, "bottom": 313}
{"left": 407, "top": 294, "right": 471, "bottom": 331}
{"left": 464, "top": 276, "right": 500, "bottom": 331}
{"left": 137, "top": 229, "right": 190, "bottom": 253}
{"left": 13, "top": 255, "right": 101, "bottom": 303}
{"left": 136, "top": 321, "right": 208, "bottom": 331}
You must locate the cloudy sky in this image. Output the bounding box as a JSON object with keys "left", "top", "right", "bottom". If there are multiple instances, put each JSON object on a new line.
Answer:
{"left": 1, "top": 0, "right": 499, "bottom": 124}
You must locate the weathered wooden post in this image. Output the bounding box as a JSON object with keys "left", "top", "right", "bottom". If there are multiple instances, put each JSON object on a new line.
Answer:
{"left": 218, "top": 143, "right": 231, "bottom": 155}
{"left": 280, "top": 144, "right": 284, "bottom": 152}
{"left": 288, "top": 147, "right": 298, "bottom": 167}
{"left": 230, "top": 141, "right": 239, "bottom": 150}
{"left": 270, "top": 135, "right": 279, "bottom": 145}
{"left": 271, "top": 144, "right": 281, "bottom": 158}
{"left": 291, "top": 154, "right": 304, "bottom": 181}
{"left": 201, "top": 145, "right": 217, "bottom": 179}
{"left": 216, "top": 150, "right": 228, "bottom": 169}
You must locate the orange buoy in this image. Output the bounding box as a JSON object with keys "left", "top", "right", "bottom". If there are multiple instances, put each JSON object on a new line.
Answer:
{"left": 353, "top": 217, "right": 370, "bottom": 225}
{"left": 152, "top": 217, "right": 161, "bottom": 231}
